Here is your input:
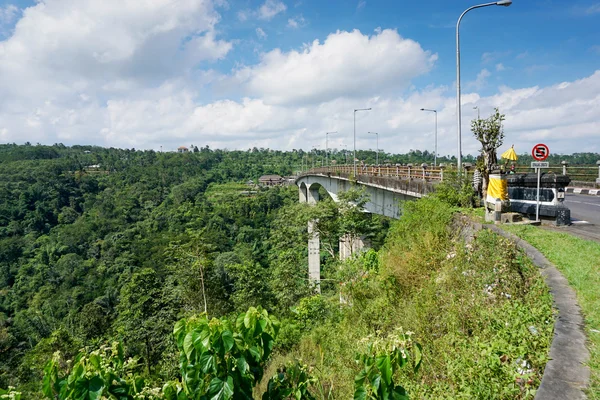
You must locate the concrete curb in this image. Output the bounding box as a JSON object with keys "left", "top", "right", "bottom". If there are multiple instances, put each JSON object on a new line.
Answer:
{"left": 483, "top": 225, "right": 590, "bottom": 399}
{"left": 567, "top": 187, "right": 600, "bottom": 195}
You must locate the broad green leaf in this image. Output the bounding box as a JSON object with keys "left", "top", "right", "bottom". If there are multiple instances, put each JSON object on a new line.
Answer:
{"left": 221, "top": 330, "right": 234, "bottom": 352}
{"left": 237, "top": 356, "right": 249, "bottom": 375}
{"left": 244, "top": 310, "right": 256, "bottom": 332}
{"left": 248, "top": 346, "right": 261, "bottom": 362}
{"left": 376, "top": 355, "right": 392, "bottom": 386}
{"left": 89, "top": 354, "right": 101, "bottom": 370}
{"left": 413, "top": 343, "right": 422, "bottom": 373}
{"left": 88, "top": 375, "right": 104, "bottom": 400}
{"left": 174, "top": 319, "right": 187, "bottom": 348}
{"left": 183, "top": 332, "right": 195, "bottom": 360}
{"left": 391, "top": 386, "right": 409, "bottom": 400}
{"left": 208, "top": 376, "right": 234, "bottom": 400}
{"left": 354, "top": 386, "right": 367, "bottom": 400}
{"left": 199, "top": 352, "right": 216, "bottom": 374}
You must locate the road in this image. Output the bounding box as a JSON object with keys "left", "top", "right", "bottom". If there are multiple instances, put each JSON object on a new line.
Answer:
{"left": 552, "top": 193, "right": 600, "bottom": 241}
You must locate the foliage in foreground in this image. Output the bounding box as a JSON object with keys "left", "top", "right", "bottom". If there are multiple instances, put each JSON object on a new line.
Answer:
{"left": 269, "top": 197, "right": 554, "bottom": 399}
{"left": 38, "top": 306, "right": 418, "bottom": 399}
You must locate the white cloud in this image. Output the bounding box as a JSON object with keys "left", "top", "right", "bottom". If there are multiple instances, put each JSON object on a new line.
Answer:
{"left": 0, "top": 4, "right": 18, "bottom": 25}
{"left": 585, "top": 3, "right": 600, "bottom": 14}
{"left": 258, "top": 0, "right": 286, "bottom": 20}
{"left": 467, "top": 69, "right": 491, "bottom": 90}
{"left": 232, "top": 29, "right": 438, "bottom": 105}
{"left": 287, "top": 15, "right": 306, "bottom": 29}
{"left": 0, "top": 1, "right": 597, "bottom": 157}
{"left": 256, "top": 27, "right": 267, "bottom": 40}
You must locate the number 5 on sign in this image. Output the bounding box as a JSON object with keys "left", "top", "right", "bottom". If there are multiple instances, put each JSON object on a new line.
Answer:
{"left": 532, "top": 143, "right": 549, "bottom": 161}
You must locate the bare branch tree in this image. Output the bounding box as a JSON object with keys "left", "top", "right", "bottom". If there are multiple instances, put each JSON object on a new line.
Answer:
{"left": 471, "top": 108, "right": 505, "bottom": 199}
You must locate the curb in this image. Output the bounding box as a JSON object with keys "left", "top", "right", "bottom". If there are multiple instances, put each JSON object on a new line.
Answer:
{"left": 484, "top": 225, "right": 590, "bottom": 399}
{"left": 566, "top": 187, "right": 600, "bottom": 195}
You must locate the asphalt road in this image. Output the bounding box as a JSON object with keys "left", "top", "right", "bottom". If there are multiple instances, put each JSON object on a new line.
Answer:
{"left": 551, "top": 193, "right": 600, "bottom": 241}
{"left": 565, "top": 193, "right": 600, "bottom": 225}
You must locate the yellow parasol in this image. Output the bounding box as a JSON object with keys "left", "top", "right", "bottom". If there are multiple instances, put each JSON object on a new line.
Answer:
{"left": 500, "top": 145, "right": 518, "bottom": 161}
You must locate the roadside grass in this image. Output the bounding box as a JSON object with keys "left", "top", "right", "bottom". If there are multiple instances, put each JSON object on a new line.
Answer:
{"left": 502, "top": 225, "right": 600, "bottom": 399}
{"left": 266, "top": 198, "right": 554, "bottom": 398}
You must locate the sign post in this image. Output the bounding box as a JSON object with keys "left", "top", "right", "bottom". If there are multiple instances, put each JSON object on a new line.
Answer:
{"left": 531, "top": 144, "right": 550, "bottom": 222}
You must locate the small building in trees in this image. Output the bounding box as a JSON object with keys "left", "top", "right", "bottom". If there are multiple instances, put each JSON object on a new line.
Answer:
{"left": 258, "top": 174, "right": 284, "bottom": 187}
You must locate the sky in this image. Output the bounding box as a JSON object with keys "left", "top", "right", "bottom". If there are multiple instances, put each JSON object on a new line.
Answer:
{"left": 0, "top": 0, "right": 599, "bottom": 157}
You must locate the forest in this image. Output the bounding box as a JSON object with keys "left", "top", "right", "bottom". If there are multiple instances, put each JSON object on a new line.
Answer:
{"left": 0, "top": 143, "right": 596, "bottom": 399}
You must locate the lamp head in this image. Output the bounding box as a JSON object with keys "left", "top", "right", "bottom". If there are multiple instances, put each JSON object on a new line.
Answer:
{"left": 496, "top": 0, "right": 512, "bottom": 6}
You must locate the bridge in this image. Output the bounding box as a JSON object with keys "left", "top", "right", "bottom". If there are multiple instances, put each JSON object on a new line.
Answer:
{"left": 295, "top": 164, "right": 443, "bottom": 291}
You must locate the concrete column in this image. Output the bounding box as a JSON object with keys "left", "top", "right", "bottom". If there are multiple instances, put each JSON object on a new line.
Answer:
{"left": 339, "top": 233, "right": 366, "bottom": 261}
{"left": 308, "top": 220, "right": 320, "bottom": 293}
{"left": 299, "top": 184, "right": 307, "bottom": 203}
{"left": 307, "top": 185, "right": 320, "bottom": 293}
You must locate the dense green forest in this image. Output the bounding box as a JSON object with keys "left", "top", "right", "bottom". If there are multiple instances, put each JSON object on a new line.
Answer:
{"left": 0, "top": 143, "right": 574, "bottom": 398}
{"left": 0, "top": 143, "right": 390, "bottom": 396}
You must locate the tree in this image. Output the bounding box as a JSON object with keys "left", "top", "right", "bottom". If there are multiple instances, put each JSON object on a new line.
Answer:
{"left": 471, "top": 108, "right": 505, "bottom": 199}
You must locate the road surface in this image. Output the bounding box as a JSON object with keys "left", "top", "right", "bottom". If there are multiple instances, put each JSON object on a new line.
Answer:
{"left": 553, "top": 193, "right": 600, "bottom": 241}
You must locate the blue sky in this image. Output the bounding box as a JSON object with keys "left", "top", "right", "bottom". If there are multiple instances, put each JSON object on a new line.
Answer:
{"left": 0, "top": 0, "right": 598, "bottom": 155}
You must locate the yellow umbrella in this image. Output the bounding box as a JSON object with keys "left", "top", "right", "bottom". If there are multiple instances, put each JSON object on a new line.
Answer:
{"left": 500, "top": 145, "right": 518, "bottom": 161}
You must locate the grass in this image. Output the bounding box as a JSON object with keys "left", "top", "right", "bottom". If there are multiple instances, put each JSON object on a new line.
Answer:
{"left": 266, "top": 198, "right": 554, "bottom": 399}
{"left": 502, "top": 225, "right": 600, "bottom": 399}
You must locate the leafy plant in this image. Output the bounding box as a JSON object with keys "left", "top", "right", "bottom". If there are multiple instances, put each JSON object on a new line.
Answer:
{"left": 354, "top": 330, "right": 422, "bottom": 400}
{"left": 262, "top": 361, "right": 319, "bottom": 400}
{"left": 0, "top": 387, "right": 21, "bottom": 400}
{"left": 172, "top": 306, "right": 280, "bottom": 399}
{"left": 42, "top": 341, "right": 162, "bottom": 399}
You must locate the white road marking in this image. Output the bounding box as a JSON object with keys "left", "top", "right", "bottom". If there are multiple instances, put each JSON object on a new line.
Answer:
{"left": 567, "top": 200, "right": 600, "bottom": 207}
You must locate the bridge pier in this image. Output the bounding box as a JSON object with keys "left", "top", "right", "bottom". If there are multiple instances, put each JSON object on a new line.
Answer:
{"left": 339, "top": 234, "right": 367, "bottom": 260}
{"left": 305, "top": 185, "right": 321, "bottom": 292}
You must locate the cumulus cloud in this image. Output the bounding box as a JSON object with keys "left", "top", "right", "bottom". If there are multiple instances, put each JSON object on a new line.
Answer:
{"left": 287, "top": 15, "right": 306, "bottom": 29}
{"left": 467, "top": 69, "right": 491, "bottom": 90}
{"left": 258, "top": 0, "right": 287, "bottom": 20}
{"left": 256, "top": 27, "right": 267, "bottom": 40}
{"left": 0, "top": 0, "right": 598, "bottom": 157}
{"left": 232, "top": 29, "right": 438, "bottom": 105}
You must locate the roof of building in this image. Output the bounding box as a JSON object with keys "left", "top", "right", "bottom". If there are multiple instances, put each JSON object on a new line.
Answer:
{"left": 258, "top": 174, "right": 283, "bottom": 181}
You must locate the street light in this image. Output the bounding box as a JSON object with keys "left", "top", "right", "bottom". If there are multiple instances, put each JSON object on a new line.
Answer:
{"left": 326, "top": 131, "right": 337, "bottom": 166}
{"left": 368, "top": 132, "right": 379, "bottom": 165}
{"left": 420, "top": 108, "right": 437, "bottom": 167}
{"left": 354, "top": 108, "right": 372, "bottom": 176}
{"left": 456, "top": 0, "right": 512, "bottom": 174}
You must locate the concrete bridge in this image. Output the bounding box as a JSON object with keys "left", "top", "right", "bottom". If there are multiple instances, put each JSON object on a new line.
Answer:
{"left": 295, "top": 164, "right": 442, "bottom": 290}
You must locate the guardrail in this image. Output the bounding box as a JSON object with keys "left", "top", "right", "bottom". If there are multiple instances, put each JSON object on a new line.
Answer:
{"left": 514, "top": 163, "right": 600, "bottom": 182}
{"left": 303, "top": 164, "right": 446, "bottom": 182}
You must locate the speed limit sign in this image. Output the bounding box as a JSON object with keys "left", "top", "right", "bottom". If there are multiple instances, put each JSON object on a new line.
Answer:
{"left": 532, "top": 143, "right": 549, "bottom": 161}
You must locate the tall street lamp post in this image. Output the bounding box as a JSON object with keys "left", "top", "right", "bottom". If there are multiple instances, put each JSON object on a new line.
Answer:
{"left": 456, "top": 1, "right": 512, "bottom": 174}
{"left": 326, "top": 131, "right": 337, "bottom": 166}
{"left": 354, "top": 108, "right": 372, "bottom": 176}
{"left": 420, "top": 108, "right": 437, "bottom": 167}
{"left": 368, "top": 132, "right": 379, "bottom": 165}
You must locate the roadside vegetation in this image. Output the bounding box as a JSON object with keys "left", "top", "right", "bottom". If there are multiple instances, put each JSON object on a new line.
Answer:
{"left": 0, "top": 144, "right": 555, "bottom": 398}
{"left": 502, "top": 225, "right": 600, "bottom": 399}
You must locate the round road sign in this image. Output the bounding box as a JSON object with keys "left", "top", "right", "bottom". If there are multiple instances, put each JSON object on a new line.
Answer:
{"left": 532, "top": 143, "right": 550, "bottom": 161}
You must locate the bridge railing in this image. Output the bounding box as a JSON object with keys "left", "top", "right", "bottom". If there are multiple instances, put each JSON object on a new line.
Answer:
{"left": 306, "top": 164, "right": 445, "bottom": 182}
